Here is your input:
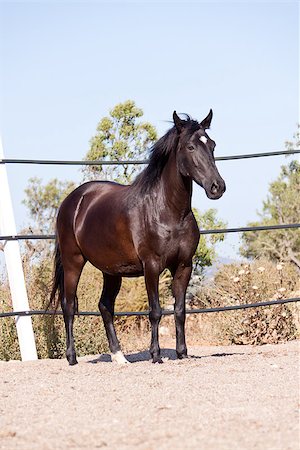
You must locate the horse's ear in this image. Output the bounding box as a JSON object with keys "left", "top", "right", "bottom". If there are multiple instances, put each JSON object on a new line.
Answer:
{"left": 173, "top": 111, "right": 185, "bottom": 133}
{"left": 200, "top": 109, "right": 213, "bottom": 129}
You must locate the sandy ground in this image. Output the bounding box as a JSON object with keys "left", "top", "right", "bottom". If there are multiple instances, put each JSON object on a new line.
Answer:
{"left": 0, "top": 340, "right": 299, "bottom": 450}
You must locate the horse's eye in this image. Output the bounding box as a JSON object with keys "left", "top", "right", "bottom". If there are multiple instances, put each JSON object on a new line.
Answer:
{"left": 187, "top": 144, "right": 195, "bottom": 152}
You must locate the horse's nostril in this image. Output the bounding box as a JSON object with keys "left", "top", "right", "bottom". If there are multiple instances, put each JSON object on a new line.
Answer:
{"left": 211, "top": 181, "right": 219, "bottom": 194}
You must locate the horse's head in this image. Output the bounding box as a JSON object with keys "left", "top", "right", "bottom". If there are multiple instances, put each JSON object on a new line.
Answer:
{"left": 174, "top": 110, "right": 226, "bottom": 200}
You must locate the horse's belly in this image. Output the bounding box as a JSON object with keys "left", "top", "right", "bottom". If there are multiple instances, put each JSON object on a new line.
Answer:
{"left": 90, "top": 253, "right": 143, "bottom": 277}
{"left": 76, "top": 225, "right": 143, "bottom": 276}
{"left": 105, "top": 262, "right": 144, "bottom": 277}
{"left": 77, "top": 238, "right": 143, "bottom": 277}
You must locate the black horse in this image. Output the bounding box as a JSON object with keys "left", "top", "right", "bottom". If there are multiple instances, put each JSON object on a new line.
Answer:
{"left": 50, "top": 110, "right": 226, "bottom": 365}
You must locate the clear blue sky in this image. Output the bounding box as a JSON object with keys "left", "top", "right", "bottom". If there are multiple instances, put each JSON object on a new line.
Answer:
{"left": 0, "top": 0, "right": 299, "bottom": 259}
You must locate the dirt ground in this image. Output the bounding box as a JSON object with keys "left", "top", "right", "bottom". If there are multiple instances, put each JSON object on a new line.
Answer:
{"left": 0, "top": 340, "right": 299, "bottom": 450}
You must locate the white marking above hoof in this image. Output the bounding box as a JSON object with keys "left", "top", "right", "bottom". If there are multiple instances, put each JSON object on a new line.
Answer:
{"left": 111, "top": 351, "right": 130, "bottom": 365}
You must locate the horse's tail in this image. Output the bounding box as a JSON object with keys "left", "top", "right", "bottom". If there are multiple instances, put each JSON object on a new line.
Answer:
{"left": 49, "top": 239, "right": 64, "bottom": 311}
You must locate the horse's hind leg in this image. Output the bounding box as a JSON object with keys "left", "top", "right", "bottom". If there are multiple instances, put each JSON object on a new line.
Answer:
{"left": 99, "top": 274, "right": 129, "bottom": 364}
{"left": 62, "top": 254, "right": 85, "bottom": 366}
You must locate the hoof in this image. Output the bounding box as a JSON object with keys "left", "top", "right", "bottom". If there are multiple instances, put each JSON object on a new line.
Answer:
{"left": 68, "top": 356, "right": 78, "bottom": 366}
{"left": 152, "top": 356, "right": 163, "bottom": 364}
{"left": 111, "top": 351, "right": 130, "bottom": 365}
{"left": 177, "top": 352, "right": 188, "bottom": 360}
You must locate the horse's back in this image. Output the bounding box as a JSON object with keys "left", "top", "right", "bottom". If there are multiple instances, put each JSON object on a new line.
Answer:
{"left": 57, "top": 180, "right": 125, "bottom": 230}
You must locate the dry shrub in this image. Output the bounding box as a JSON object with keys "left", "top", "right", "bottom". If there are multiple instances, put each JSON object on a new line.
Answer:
{"left": 0, "top": 282, "right": 20, "bottom": 360}
{"left": 188, "top": 259, "right": 299, "bottom": 345}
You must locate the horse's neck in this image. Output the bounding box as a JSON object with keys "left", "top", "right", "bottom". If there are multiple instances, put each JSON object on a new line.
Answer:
{"left": 159, "top": 152, "right": 193, "bottom": 219}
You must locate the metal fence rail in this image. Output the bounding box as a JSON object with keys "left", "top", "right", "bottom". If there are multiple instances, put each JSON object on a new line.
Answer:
{"left": 1, "top": 297, "right": 299, "bottom": 319}
{"left": 1, "top": 223, "right": 300, "bottom": 242}
{"left": 0, "top": 148, "right": 299, "bottom": 166}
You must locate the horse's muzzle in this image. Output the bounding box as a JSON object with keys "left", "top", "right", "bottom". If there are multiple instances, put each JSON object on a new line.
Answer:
{"left": 205, "top": 178, "right": 226, "bottom": 200}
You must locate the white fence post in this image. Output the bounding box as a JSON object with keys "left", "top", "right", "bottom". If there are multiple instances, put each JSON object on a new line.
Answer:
{"left": 0, "top": 138, "right": 38, "bottom": 361}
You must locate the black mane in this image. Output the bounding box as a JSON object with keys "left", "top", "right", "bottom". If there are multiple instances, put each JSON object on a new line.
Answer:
{"left": 132, "top": 116, "right": 200, "bottom": 193}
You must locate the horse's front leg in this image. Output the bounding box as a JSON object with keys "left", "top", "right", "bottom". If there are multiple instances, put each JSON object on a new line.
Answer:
{"left": 172, "top": 263, "right": 192, "bottom": 359}
{"left": 144, "top": 260, "right": 162, "bottom": 363}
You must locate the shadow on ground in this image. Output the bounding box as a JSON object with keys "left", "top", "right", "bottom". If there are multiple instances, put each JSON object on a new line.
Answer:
{"left": 88, "top": 348, "right": 245, "bottom": 364}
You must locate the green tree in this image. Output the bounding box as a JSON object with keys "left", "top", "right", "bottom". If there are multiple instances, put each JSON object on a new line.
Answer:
{"left": 285, "top": 124, "right": 300, "bottom": 152}
{"left": 22, "top": 177, "right": 76, "bottom": 259}
{"left": 83, "top": 100, "right": 157, "bottom": 183}
{"left": 193, "top": 208, "right": 227, "bottom": 274}
{"left": 240, "top": 158, "right": 300, "bottom": 271}
{"left": 23, "top": 177, "right": 76, "bottom": 234}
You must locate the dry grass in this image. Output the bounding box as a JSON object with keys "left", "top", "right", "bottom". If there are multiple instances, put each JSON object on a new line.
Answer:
{"left": 186, "top": 259, "right": 300, "bottom": 345}
{"left": 1, "top": 257, "right": 298, "bottom": 360}
{"left": 0, "top": 283, "right": 20, "bottom": 360}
